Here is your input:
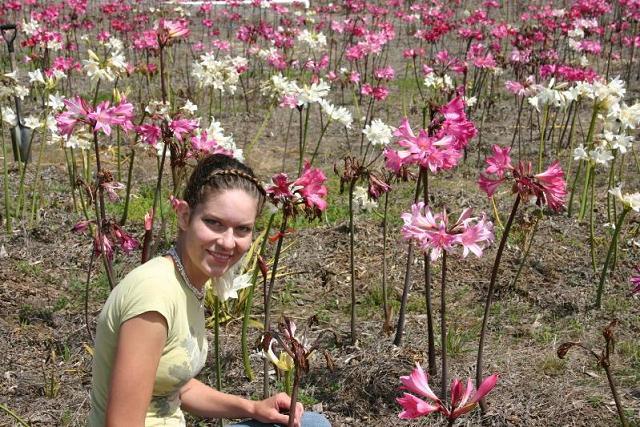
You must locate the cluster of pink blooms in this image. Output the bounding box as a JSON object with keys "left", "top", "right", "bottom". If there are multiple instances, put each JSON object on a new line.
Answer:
{"left": 402, "top": 203, "right": 494, "bottom": 261}
{"left": 478, "top": 145, "right": 567, "bottom": 212}
{"left": 397, "top": 363, "right": 499, "bottom": 422}
{"left": 266, "top": 162, "right": 328, "bottom": 219}
{"left": 56, "top": 97, "right": 134, "bottom": 137}
{"left": 386, "top": 97, "right": 477, "bottom": 174}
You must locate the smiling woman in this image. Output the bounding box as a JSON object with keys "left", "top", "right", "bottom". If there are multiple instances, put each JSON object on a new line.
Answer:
{"left": 87, "top": 154, "right": 330, "bottom": 427}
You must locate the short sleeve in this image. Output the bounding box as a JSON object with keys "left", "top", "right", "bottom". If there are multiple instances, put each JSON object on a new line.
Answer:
{"left": 117, "top": 277, "right": 176, "bottom": 333}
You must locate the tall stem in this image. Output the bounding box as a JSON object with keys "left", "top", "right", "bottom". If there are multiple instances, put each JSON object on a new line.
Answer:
{"left": 242, "top": 214, "right": 275, "bottom": 380}
{"left": 440, "top": 252, "right": 448, "bottom": 403}
{"left": 578, "top": 106, "right": 600, "bottom": 220}
{"left": 92, "top": 132, "right": 115, "bottom": 289}
{"left": 263, "top": 215, "right": 288, "bottom": 398}
{"left": 287, "top": 374, "right": 300, "bottom": 427}
{"left": 603, "top": 364, "right": 629, "bottom": 427}
{"left": 348, "top": 179, "right": 358, "bottom": 344}
{"left": 1, "top": 120, "right": 11, "bottom": 233}
{"left": 476, "top": 195, "right": 520, "bottom": 410}
{"left": 381, "top": 192, "right": 390, "bottom": 328}
{"left": 214, "top": 298, "right": 222, "bottom": 391}
{"left": 422, "top": 170, "right": 436, "bottom": 376}
{"left": 394, "top": 169, "right": 423, "bottom": 346}
{"left": 595, "top": 208, "right": 629, "bottom": 309}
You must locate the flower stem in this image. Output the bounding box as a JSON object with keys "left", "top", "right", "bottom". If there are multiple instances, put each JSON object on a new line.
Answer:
{"left": 440, "top": 252, "right": 448, "bottom": 403}
{"left": 603, "top": 364, "right": 629, "bottom": 427}
{"left": 476, "top": 194, "right": 520, "bottom": 411}
{"left": 595, "top": 208, "right": 629, "bottom": 309}
{"left": 287, "top": 374, "right": 300, "bottom": 427}
{"left": 214, "top": 298, "right": 222, "bottom": 391}
{"left": 119, "top": 148, "right": 136, "bottom": 226}
{"left": 1, "top": 119, "right": 12, "bottom": 233}
{"left": 348, "top": 179, "right": 358, "bottom": 345}
{"left": 263, "top": 214, "right": 288, "bottom": 398}
{"left": 381, "top": 191, "right": 390, "bottom": 329}
{"left": 242, "top": 214, "right": 275, "bottom": 381}
{"left": 394, "top": 169, "right": 423, "bottom": 346}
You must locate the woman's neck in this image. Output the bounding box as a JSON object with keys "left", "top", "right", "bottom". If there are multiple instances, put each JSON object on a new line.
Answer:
{"left": 175, "top": 240, "right": 207, "bottom": 290}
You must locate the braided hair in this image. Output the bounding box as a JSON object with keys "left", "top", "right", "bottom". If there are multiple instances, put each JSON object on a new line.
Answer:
{"left": 183, "top": 154, "right": 266, "bottom": 213}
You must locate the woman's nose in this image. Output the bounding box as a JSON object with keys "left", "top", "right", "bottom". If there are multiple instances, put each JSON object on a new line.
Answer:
{"left": 217, "top": 228, "right": 235, "bottom": 250}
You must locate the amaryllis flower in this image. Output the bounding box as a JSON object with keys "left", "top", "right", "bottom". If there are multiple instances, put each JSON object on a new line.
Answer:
{"left": 155, "top": 19, "right": 190, "bottom": 46}
{"left": 169, "top": 118, "right": 199, "bottom": 142}
{"left": 401, "top": 203, "right": 494, "bottom": 261}
{"left": 137, "top": 124, "right": 162, "bottom": 146}
{"left": 397, "top": 363, "right": 499, "bottom": 422}
{"left": 266, "top": 163, "right": 328, "bottom": 219}
{"left": 56, "top": 96, "right": 134, "bottom": 137}
{"left": 478, "top": 144, "right": 567, "bottom": 212}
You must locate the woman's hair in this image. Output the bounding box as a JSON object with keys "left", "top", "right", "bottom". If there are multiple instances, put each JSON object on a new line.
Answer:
{"left": 183, "top": 154, "right": 266, "bottom": 213}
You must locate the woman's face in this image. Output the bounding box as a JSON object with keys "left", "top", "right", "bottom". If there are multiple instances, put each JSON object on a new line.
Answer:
{"left": 177, "top": 188, "right": 258, "bottom": 286}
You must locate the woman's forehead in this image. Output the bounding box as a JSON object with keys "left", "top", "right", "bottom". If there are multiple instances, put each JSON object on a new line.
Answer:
{"left": 196, "top": 189, "right": 258, "bottom": 222}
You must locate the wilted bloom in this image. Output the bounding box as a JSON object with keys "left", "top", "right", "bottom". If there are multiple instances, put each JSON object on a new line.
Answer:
{"left": 397, "top": 363, "right": 499, "bottom": 422}
{"left": 608, "top": 187, "right": 640, "bottom": 212}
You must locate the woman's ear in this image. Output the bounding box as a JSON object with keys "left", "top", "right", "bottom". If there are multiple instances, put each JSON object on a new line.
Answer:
{"left": 174, "top": 199, "right": 191, "bottom": 231}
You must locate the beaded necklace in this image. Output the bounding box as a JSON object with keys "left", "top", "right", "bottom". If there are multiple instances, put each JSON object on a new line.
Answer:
{"left": 167, "top": 247, "right": 205, "bottom": 307}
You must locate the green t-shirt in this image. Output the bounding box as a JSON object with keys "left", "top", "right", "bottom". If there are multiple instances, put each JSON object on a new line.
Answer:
{"left": 88, "top": 256, "right": 208, "bottom": 426}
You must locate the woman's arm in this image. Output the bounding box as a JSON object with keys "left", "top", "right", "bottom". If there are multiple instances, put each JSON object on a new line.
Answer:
{"left": 180, "top": 380, "right": 303, "bottom": 427}
{"left": 105, "top": 311, "right": 168, "bottom": 427}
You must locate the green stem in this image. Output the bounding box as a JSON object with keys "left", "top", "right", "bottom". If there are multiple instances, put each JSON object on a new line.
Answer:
{"left": 538, "top": 105, "right": 549, "bottom": 172}
{"left": 440, "top": 252, "right": 448, "bottom": 403}
{"left": 578, "top": 105, "right": 600, "bottom": 220}
{"left": 595, "top": 208, "right": 629, "bottom": 309}
{"left": 30, "top": 109, "right": 50, "bottom": 224}
{"left": 298, "top": 106, "right": 311, "bottom": 175}
{"left": 119, "top": 148, "right": 136, "bottom": 226}
{"left": 309, "top": 119, "right": 331, "bottom": 166}
{"left": 241, "top": 213, "right": 275, "bottom": 381}
{"left": 214, "top": 298, "right": 222, "bottom": 391}
{"left": 476, "top": 195, "right": 521, "bottom": 411}
{"left": 348, "top": 179, "right": 357, "bottom": 344}
{"left": 245, "top": 107, "right": 273, "bottom": 157}
{"left": 1, "top": 120, "right": 12, "bottom": 233}
{"left": 589, "top": 170, "right": 597, "bottom": 273}
{"left": 0, "top": 403, "right": 30, "bottom": 427}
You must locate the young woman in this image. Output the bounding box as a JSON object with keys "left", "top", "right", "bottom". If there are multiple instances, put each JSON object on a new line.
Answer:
{"left": 89, "top": 154, "right": 330, "bottom": 427}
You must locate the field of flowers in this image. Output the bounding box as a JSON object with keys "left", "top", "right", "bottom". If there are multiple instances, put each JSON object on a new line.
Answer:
{"left": 1, "top": 0, "right": 640, "bottom": 425}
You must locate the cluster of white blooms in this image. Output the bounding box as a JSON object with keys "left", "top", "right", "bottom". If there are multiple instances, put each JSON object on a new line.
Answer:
{"left": 205, "top": 116, "right": 243, "bottom": 161}
{"left": 352, "top": 186, "right": 378, "bottom": 211}
{"left": 297, "top": 29, "right": 327, "bottom": 50}
{"left": 424, "top": 73, "right": 454, "bottom": 91}
{"left": 192, "top": 53, "right": 246, "bottom": 95}
{"left": 261, "top": 73, "right": 301, "bottom": 101}
{"left": 527, "top": 79, "right": 575, "bottom": 111}
{"left": 83, "top": 38, "right": 128, "bottom": 82}
{"left": 145, "top": 100, "right": 171, "bottom": 120}
{"left": 297, "top": 80, "right": 330, "bottom": 106}
{"left": 51, "top": 129, "right": 92, "bottom": 150}
{"left": 318, "top": 99, "right": 352, "bottom": 128}
{"left": 362, "top": 118, "right": 393, "bottom": 146}
{"left": 28, "top": 69, "right": 66, "bottom": 91}
{"left": 1, "top": 71, "right": 29, "bottom": 101}
{"left": 572, "top": 77, "right": 639, "bottom": 167}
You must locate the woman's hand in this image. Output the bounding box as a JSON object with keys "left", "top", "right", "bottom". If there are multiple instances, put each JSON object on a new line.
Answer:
{"left": 252, "top": 392, "right": 304, "bottom": 427}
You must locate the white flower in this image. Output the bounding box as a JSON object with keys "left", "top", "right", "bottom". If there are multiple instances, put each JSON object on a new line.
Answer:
{"left": 589, "top": 144, "right": 614, "bottom": 165}
{"left": 23, "top": 116, "right": 41, "bottom": 129}
{"left": 213, "top": 255, "right": 252, "bottom": 301}
{"left": 319, "top": 99, "right": 352, "bottom": 128}
{"left": 181, "top": 99, "right": 198, "bottom": 115}
{"left": 617, "top": 102, "right": 640, "bottom": 130}
{"left": 573, "top": 144, "right": 588, "bottom": 161}
{"left": 28, "top": 69, "right": 45, "bottom": 85}
{"left": 353, "top": 186, "right": 377, "bottom": 211}
{"left": 609, "top": 187, "right": 640, "bottom": 212}
{"left": 1, "top": 107, "right": 17, "bottom": 126}
{"left": 47, "top": 93, "right": 66, "bottom": 111}
{"left": 297, "top": 29, "right": 327, "bottom": 49}
{"left": 362, "top": 118, "right": 393, "bottom": 146}
{"left": 14, "top": 85, "right": 29, "bottom": 100}
{"left": 106, "top": 37, "right": 124, "bottom": 52}
{"left": 22, "top": 19, "right": 40, "bottom": 36}
{"left": 297, "top": 80, "right": 330, "bottom": 105}
{"left": 206, "top": 116, "right": 243, "bottom": 161}
{"left": 192, "top": 53, "right": 242, "bottom": 95}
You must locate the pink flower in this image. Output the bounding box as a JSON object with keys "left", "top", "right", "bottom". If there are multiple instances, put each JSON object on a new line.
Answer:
{"left": 266, "top": 173, "right": 295, "bottom": 202}
{"left": 533, "top": 161, "right": 567, "bottom": 212}
{"left": 397, "top": 363, "right": 499, "bottom": 422}
{"left": 401, "top": 204, "right": 493, "bottom": 261}
{"left": 374, "top": 66, "right": 395, "bottom": 80}
{"left": 169, "top": 118, "right": 199, "bottom": 142}
{"left": 484, "top": 145, "right": 513, "bottom": 177}
{"left": 156, "top": 19, "right": 190, "bottom": 46}
{"left": 294, "top": 162, "right": 328, "bottom": 212}
{"left": 137, "top": 124, "right": 162, "bottom": 146}
{"left": 144, "top": 209, "right": 154, "bottom": 231}
{"left": 478, "top": 145, "right": 567, "bottom": 212}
